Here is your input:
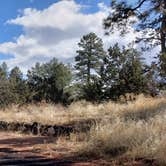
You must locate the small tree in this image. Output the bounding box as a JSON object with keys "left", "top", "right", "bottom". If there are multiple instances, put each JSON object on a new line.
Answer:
{"left": 0, "top": 79, "right": 14, "bottom": 108}
{"left": 27, "top": 58, "right": 72, "bottom": 103}
{"left": 103, "top": 44, "right": 149, "bottom": 99}
{"left": 0, "top": 62, "right": 14, "bottom": 107}
{"left": 119, "top": 48, "right": 148, "bottom": 95}
{"left": 9, "top": 66, "right": 29, "bottom": 104}
{"left": 0, "top": 62, "right": 8, "bottom": 80}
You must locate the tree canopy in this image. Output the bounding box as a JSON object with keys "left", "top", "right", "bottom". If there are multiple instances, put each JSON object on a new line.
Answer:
{"left": 104, "top": 0, "right": 166, "bottom": 79}
{"left": 75, "top": 32, "right": 106, "bottom": 85}
{"left": 27, "top": 58, "right": 72, "bottom": 103}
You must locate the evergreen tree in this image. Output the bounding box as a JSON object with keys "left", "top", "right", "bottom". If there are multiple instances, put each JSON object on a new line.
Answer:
{"left": 75, "top": 33, "right": 106, "bottom": 101}
{"left": 9, "top": 66, "right": 29, "bottom": 104}
{"left": 0, "top": 62, "right": 8, "bottom": 80}
{"left": 0, "top": 80, "right": 14, "bottom": 107}
{"left": 27, "top": 58, "right": 71, "bottom": 103}
{"left": 104, "top": 0, "right": 166, "bottom": 79}
{"left": 119, "top": 48, "right": 148, "bottom": 95}
{"left": 103, "top": 44, "right": 149, "bottom": 99}
{"left": 0, "top": 62, "right": 14, "bottom": 107}
{"left": 144, "top": 62, "right": 159, "bottom": 96}
{"left": 10, "top": 66, "right": 23, "bottom": 82}
{"left": 75, "top": 32, "right": 106, "bottom": 85}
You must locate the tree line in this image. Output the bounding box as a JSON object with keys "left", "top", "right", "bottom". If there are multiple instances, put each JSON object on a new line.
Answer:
{"left": 0, "top": 32, "right": 164, "bottom": 107}
{"left": 0, "top": 0, "right": 166, "bottom": 107}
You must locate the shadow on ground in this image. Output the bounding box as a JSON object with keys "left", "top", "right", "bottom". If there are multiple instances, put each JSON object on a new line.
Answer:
{"left": 0, "top": 134, "right": 74, "bottom": 166}
{"left": 0, "top": 133, "right": 159, "bottom": 166}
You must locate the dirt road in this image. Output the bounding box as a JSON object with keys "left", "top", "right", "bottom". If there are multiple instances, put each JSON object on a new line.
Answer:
{"left": 0, "top": 132, "right": 77, "bottom": 166}
{"left": 0, "top": 132, "right": 110, "bottom": 166}
{"left": 0, "top": 132, "right": 156, "bottom": 166}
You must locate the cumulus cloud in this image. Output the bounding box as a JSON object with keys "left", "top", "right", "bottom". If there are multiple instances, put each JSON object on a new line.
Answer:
{"left": 0, "top": 0, "right": 143, "bottom": 73}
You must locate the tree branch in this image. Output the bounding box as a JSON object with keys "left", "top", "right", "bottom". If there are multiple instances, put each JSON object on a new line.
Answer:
{"left": 132, "top": 0, "right": 148, "bottom": 11}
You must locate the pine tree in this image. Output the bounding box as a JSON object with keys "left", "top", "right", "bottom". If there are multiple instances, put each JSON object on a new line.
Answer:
{"left": 104, "top": 0, "right": 166, "bottom": 79}
{"left": 75, "top": 33, "right": 106, "bottom": 101}
{"left": 119, "top": 48, "right": 148, "bottom": 95}
{"left": 103, "top": 44, "right": 148, "bottom": 99}
{"left": 9, "top": 66, "right": 28, "bottom": 104}
{"left": 75, "top": 32, "right": 106, "bottom": 85}
{"left": 27, "top": 58, "right": 71, "bottom": 103}
{"left": 0, "top": 62, "right": 8, "bottom": 80}
{"left": 0, "top": 63, "right": 14, "bottom": 107}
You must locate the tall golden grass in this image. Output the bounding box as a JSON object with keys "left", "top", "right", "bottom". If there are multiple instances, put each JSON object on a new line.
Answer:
{"left": 75, "top": 96, "right": 166, "bottom": 164}
{"left": 0, "top": 95, "right": 166, "bottom": 164}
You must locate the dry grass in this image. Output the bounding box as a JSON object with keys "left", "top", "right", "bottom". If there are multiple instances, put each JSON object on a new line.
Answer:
{"left": 74, "top": 96, "right": 166, "bottom": 164}
{"left": 0, "top": 95, "right": 166, "bottom": 164}
{"left": 0, "top": 95, "right": 165, "bottom": 125}
{"left": 0, "top": 100, "right": 113, "bottom": 125}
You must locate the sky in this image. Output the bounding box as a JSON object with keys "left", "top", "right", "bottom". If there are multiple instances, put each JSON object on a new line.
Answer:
{"left": 0, "top": 0, "right": 159, "bottom": 73}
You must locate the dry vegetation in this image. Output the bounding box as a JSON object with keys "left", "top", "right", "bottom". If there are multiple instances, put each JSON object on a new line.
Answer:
{"left": 75, "top": 96, "right": 166, "bottom": 165}
{"left": 0, "top": 95, "right": 166, "bottom": 164}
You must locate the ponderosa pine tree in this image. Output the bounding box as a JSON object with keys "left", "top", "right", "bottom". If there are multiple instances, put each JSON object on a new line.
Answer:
{"left": 103, "top": 44, "right": 149, "bottom": 99}
{"left": 0, "top": 62, "right": 14, "bottom": 107}
{"left": 104, "top": 0, "right": 166, "bottom": 79}
{"left": 0, "top": 62, "right": 8, "bottom": 80}
{"left": 75, "top": 32, "right": 106, "bottom": 85}
{"left": 27, "top": 58, "right": 71, "bottom": 103}
{"left": 75, "top": 33, "right": 106, "bottom": 101}
{"left": 9, "top": 66, "right": 29, "bottom": 104}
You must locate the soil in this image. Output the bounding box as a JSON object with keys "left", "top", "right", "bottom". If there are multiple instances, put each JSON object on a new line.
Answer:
{"left": 0, "top": 132, "right": 159, "bottom": 166}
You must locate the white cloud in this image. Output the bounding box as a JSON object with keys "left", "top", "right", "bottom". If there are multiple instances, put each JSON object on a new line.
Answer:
{"left": 0, "top": 0, "right": 149, "bottom": 73}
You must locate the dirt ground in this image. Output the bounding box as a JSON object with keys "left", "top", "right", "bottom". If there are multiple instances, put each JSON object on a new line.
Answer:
{"left": 0, "top": 132, "right": 158, "bottom": 166}
{"left": 0, "top": 132, "right": 111, "bottom": 166}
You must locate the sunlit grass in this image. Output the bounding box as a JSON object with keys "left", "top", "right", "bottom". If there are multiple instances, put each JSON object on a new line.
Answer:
{"left": 0, "top": 95, "right": 166, "bottom": 164}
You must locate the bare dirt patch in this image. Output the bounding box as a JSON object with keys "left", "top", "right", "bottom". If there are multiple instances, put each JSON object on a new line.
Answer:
{"left": 0, "top": 132, "right": 110, "bottom": 166}
{"left": 0, "top": 132, "right": 159, "bottom": 166}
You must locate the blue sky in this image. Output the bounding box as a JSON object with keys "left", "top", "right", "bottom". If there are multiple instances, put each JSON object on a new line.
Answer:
{"left": 0, "top": 0, "right": 54, "bottom": 43}
{"left": 0, "top": 0, "right": 118, "bottom": 73}
{"left": 0, "top": 0, "right": 157, "bottom": 73}
{"left": 0, "top": 0, "right": 110, "bottom": 43}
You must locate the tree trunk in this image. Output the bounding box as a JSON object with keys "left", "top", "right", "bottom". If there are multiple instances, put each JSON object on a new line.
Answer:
{"left": 87, "top": 44, "right": 92, "bottom": 85}
{"left": 160, "top": 21, "right": 166, "bottom": 54}
{"left": 87, "top": 58, "right": 90, "bottom": 85}
{"left": 160, "top": 1, "right": 166, "bottom": 77}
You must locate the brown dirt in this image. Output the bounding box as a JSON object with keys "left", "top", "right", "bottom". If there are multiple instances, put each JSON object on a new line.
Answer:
{"left": 0, "top": 132, "right": 159, "bottom": 166}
